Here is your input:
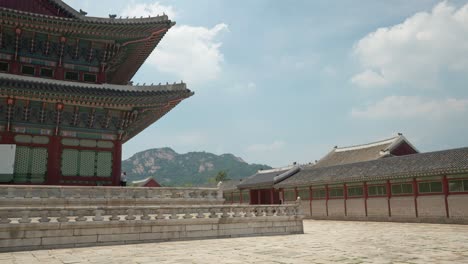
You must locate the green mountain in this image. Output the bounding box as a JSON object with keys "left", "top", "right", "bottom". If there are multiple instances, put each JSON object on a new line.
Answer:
{"left": 122, "top": 147, "right": 271, "bottom": 186}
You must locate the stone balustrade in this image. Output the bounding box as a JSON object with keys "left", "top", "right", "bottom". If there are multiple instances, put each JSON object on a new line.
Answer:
{"left": 0, "top": 185, "right": 223, "bottom": 207}
{"left": 0, "top": 204, "right": 300, "bottom": 224}
{"left": 0, "top": 202, "right": 304, "bottom": 252}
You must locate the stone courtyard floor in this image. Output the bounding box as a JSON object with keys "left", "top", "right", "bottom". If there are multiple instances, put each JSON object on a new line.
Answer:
{"left": 1, "top": 220, "right": 468, "bottom": 264}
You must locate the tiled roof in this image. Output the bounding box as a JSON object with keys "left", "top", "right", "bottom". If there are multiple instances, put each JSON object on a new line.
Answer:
{"left": 313, "top": 135, "right": 417, "bottom": 168}
{"left": 1, "top": 2, "right": 172, "bottom": 25}
{"left": 220, "top": 180, "right": 244, "bottom": 191}
{"left": 131, "top": 177, "right": 154, "bottom": 187}
{"left": 0, "top": 73, "right": 193, "bottom": 108}
{"left": 275, "top": 147, "right": 468, "bottom": 188}
{"left": 238, "top": 166, "right": 300, "bottom": 189}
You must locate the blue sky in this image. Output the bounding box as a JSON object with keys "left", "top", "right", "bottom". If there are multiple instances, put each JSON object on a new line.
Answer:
{"left": 67, "top": 0, "right": 468, "bottom": 167}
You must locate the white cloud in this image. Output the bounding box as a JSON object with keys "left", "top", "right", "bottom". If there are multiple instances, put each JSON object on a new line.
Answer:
{"left": 351, "top": 69, "right": 388, "bottom": 88}
{"left": 351, "top": 96, "right": 468, "bottom": 119}
{"left": 120, "top": 2, "right": 228, "bottom": 85}
{"left": 121, "top": 1, "right": 176, "bottom": 19}
{"left": 351, "top": 2, "right": 468, "bottom": 88}
{"left": 148, "top": 23, "right": 228, "bottom": 84}
{"left": 246, "top": 140, "right": 286, "bottom": 153}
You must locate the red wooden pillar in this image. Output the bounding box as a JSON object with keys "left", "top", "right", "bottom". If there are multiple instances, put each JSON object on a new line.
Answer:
{"left": 111, "top": 140, "right": 122, "bottom": 186}
{"left": 280, "top": 189, "right": 284, "bottom": 204}
{"left": 231, "top": 192, "right": 233, "bottom": 204}
{"left": 325, "top": 184, "right": 329, "bottom": 217}
{"left": 46, "top": 136, "right": 61, "bottom": 185}
{"left": 386, "top": 180, "right": 392, "bottom": 217}
{"left": 239, "top": 190, "right": 243, "bottom": 204}
{"left": 443, "top": 175, "right": 450, "bottom": 218}
{"left": 1, "top": 131, "right": 14, "bottom": 144}
{"left": 343, "top": 183, "right": 348, "bottom": 217}
{"left": 257, "top": 189, "right": 261, "bottom": 204}
{"left": 269, "top": 188, "right": 274, "bottom": 205}
{"left": 97, "top": 70, "right": 106, "bottom": 84}
{"left": 363, "top": 182, "right": 368, "bottom": 217}
{"left": 412, "top": 178, "right": 418, "bottom": 218}
{"left": 55, "top": 67, "right": 64, "bottom": 80}
{"left": 294, "top": 187, "right": 298, "bottom": 200}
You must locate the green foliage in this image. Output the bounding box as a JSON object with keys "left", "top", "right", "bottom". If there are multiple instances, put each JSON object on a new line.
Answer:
{"left": 122, "top": 148, "right": 271, "bottom": 186}
{"left": 208, "top": 170, "right": 231, "bottom": 184}
{"left": 215, "top": 170, "right": 230, "bottom": 182}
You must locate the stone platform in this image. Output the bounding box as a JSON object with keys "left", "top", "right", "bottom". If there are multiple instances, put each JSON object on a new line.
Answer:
{"left": 1, "top": 220, "right": 468, "bottom": 263}
{"left": 0, "top": 185, "right": 303, "bottom": 252}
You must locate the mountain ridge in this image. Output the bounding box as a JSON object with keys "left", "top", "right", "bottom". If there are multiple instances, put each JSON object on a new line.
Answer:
{"left": 122, "top": 147, "right": 271, "bottom": 186}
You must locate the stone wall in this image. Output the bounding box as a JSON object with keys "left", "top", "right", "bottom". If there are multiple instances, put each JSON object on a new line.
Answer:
{"left": 366, "top": 197, "right": 387, "bottom": 217}
{"left": 328, "top": 199, "right": 345, "bottom": 217}
{"left": 302, "top": 194, "right": 468, "bottom": 224}
{"left": 0, "top": 205, "right": 303, "bottom": 252}
{"left": 0, "top": 185, "right": 304, "bottom": 252}
{"left": 311, "top": 200, "right": 327, "bottom": 217}
{"left": 390, "top": 197, "right": 416, "bottom": 218}
{"left": 417, "top": 195, "right": 446, "bottom": 219}
{"left": 448, "top": 194, "right": 468, "bottom": 219}
{"left": 346, "top": 198, "right": 365, "bottom": 217}
{"left": 0, "top": 185, "right": 223, "bottom": 207}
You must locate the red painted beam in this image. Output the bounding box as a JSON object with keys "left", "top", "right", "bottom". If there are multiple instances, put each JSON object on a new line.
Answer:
{"left": 111, "top": 140, "right": 122, "bottom": 186}
{"left": 363, "top": 182, "right": 368, "bottom": 217}
{"left": 386, "top": 180, "right": 392, "bottom": 217}
{"left": 270, "top": 188, "right": 274, "bottom": 205}
{"left": 343, "top": 183, "right": 347, "bottom": 217}
{"left": 46, "top": 136, "right": 61, "bottom": 185}
{"left": 412, "top": 178, "right": 419, "bottom": 218}
{"left": 325, "top": 184, "right": 329, "bottom": 217}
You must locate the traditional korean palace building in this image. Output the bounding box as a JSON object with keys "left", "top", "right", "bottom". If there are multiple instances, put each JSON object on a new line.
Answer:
{"left": 0, "top": 0, "right": 193, "bottom": 186}
{"left": 225, "top": 134, "right": 468, "bottom": 223}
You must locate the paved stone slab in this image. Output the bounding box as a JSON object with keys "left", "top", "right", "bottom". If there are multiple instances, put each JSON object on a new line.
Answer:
{"left": 1, "top": 220, "right": 468, "bottom": 263}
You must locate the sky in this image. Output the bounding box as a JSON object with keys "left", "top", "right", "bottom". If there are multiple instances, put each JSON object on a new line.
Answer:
{"left": 66, "top": 0, "right": 468, "bottom": 167}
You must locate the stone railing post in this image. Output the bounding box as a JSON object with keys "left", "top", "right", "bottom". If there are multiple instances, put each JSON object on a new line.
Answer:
{"left": 19, "top": 210, "right": 31, "bottom": 223}
{"left": 183, "top": 208, "right": 192, "bottom": 219}
{"left": 295, "top": 197, "right": 302, "bottom": 216}
{"left": 209, "top": 208, "right": 218, "bottom": 218}
{"left": 93, "top": 209, "right": 104, "bottom": 221}
{"left": 6, "top": 187, "right": 15, "bottom": 198}
{"left": 170, "top": 209, "right": 179, "bottom": 220}
{"left": 266, "top": 207, "right": 274, "bottom": 216}
{"left": 0, "top": 210, "right": 11, "bottom": 223}
{"left": 196, "top": 209, "right": 205, "bottom": 219}
{"left": 58, "top": 210, "right": 69, "bottom": 222}
{"left": 221, "top": 208, "right": 230, "bottom": 218}
{"left": 217, "top": 182, "right": 224, "bottom": 200}
{"left": 154, "top": 209, "right": 164, "bottom": 220}
{"left": 141, "top": 209, "right": 151, "bottom": 221}
{"left": 39, "top": 211, "right": 50, "bottom": 223}
{"left": 75, "top": 210, "right": 87, "bottom": 222}
{"left": 125, "top": 209, "right": 136, "bottom": 220}
{"left": 233, "top": 208, "right": 242, "bottom": 218}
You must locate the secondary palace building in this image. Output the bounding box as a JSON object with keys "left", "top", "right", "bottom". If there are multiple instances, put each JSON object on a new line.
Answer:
{"left": 0, "top": 0, "right": 192, "bottom": 185}
{"left": 225, "top": 134, "right": 468, "bottom": 223}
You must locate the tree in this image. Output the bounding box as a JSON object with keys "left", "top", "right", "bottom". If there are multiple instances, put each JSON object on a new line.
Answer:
{"left": 208, "top": 170, "right": 231, "bottom": 184}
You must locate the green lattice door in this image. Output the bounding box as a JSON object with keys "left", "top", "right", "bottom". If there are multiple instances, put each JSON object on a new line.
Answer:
{"left": 13, "top": 146, "right": 48, "bottom": 183}
{"left": 61, "top": 149, "right": 112, "bottom": 177}
{"left": 96, "top": 152, "right": 112, "bottom": 177}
